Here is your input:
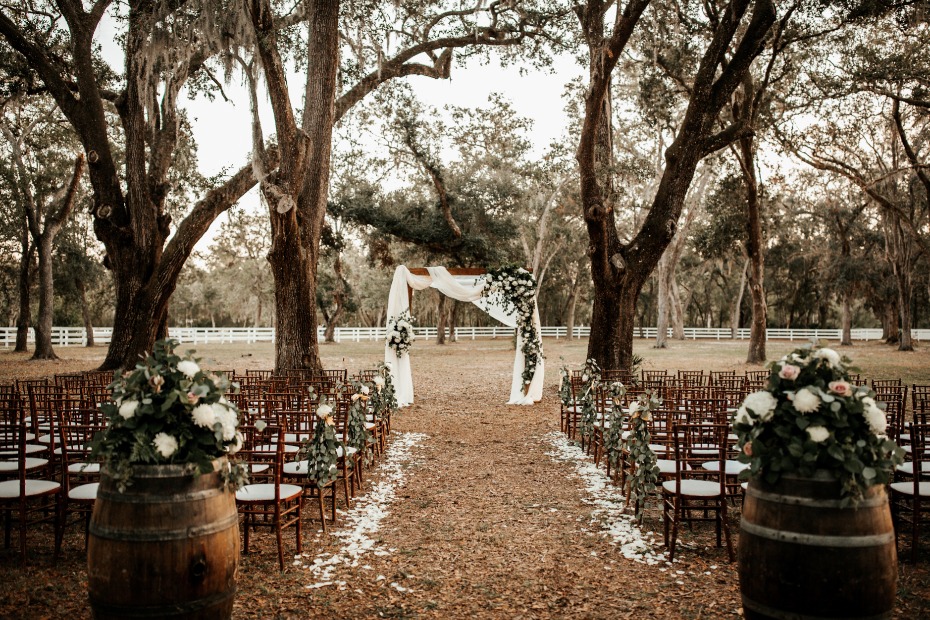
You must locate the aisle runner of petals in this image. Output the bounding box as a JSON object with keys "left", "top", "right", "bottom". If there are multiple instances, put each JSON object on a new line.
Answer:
{"left": 545, "top": 431, "right": 668, "bottom": 565}
{"left": 298, "top": 432, "right": 428, "bottom": 589}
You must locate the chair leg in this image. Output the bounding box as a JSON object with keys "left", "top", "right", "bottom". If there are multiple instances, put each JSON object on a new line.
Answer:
{"left": 275, "top": 514, "right": 285, "bottom": 571}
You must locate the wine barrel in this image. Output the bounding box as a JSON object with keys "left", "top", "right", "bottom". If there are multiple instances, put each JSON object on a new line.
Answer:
{"left": 739, "top": 471, "right": 897, "bottom": 620}
{"left": 87, "top": 458, "right": 240, "bottom": 620}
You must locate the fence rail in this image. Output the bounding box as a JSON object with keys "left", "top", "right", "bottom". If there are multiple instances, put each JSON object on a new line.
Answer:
{"left": 2, "top": 326, "right": 928, "bottom": 349}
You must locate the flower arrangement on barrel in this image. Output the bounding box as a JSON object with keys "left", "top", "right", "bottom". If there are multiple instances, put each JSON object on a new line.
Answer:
{"left": 483, "top": 266, "right": 542, "bottom": 387}
{"left": 91, "top": 338, "right": 246, "bottom": 491}
{"left": 386, "top": 310, "right": 416, "bottom": 357}
{"left": 732, "top": 343, "right": 904, "bottom": 502}
{"left": 733, "top": 342, "right": 905, "bottom": 620}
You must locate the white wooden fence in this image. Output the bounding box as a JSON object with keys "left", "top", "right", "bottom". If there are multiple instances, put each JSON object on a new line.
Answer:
{"left": 1, "top": 326, "right": 928, "bottom": 348}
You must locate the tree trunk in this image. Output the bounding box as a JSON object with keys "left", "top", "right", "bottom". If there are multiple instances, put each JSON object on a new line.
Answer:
{"left": 449, "top": 299, "right": 459, "bottom": 342}
{"left": 895, "top": 267, "right": 914, "bottom": 351}
{"left": 670, "top": 277, "right": 686, "bottom": 340}
{"left": 436, "top": 294, "right": 447, "bottom": 345}
{"left": 576, "top": 0, "right": 775, "bottom": 372}
{"left": 31, "top": 235, "right": 58, "bottom": 360}
{"left": 655, "top": 257, "right": 670, "bottom": 349}
{"left": 731, "top": 258, "right": 749, "bottom": 339}
{"left": 77, "top": 278, "right": 95, "bottom": 347}
{"left": 840, "top": 295, "right": 852, "bottom": 346}
{"left": 739, "top": 135, "right": 767, "bottom": 364}
{"left": 565, "top": 283, "right": 578, "bottom": 340}
{"left": 883, "top": 302, "right": 900, "bottom": 344}
{"left": 15, "top": 223, "right": 32, "bottom": 353}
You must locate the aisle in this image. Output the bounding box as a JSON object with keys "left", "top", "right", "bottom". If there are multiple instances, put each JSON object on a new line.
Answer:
{"left": 243, "top": 354, "right": 742, "bottom": 619}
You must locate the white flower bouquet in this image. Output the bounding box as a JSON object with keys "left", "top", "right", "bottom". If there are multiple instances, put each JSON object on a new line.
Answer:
{"left": 484, "top": 266, "right": 542, "bottom": 386}
{"left": 91, "top": 338, "right": 245, "bottom": 491}
{"left": 733, "top": 343, "right": 904, "bottom": 502}
{"left": 386, "top": 310, "right": 416, "bottom": 357}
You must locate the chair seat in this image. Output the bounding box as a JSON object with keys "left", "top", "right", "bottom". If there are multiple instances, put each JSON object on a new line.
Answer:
{"left": 896, "top": 462, "right": 930, "bottom": 476}
{"left": 283, "top": 432, "right": 312, "bottom": 443}
{"left": 656, "top": 459, "right": 676, "bottom": 475}
{"left": 662, "top": 479, "right": 722, "bottom": 497}
{"left": 702, "top": 460, "right": 749, "bottom": 475}
{"left": 236, "top": 483, "right": 303, "bottom": 502}
{"left": 69, "top": 482, "right": 99, "bottom": 501}
{"left": 890, "top": 481, "right": 930, "bottom": 497}
{"left": 23, "top": 444, "right": 46, "bottom": 456}
{"left": 365, "top": 422, "right": 376, "bottom": 431}
{"left": 336, "top": 446, "right": 357, "bottom": 458}
{"left": 68, "top": 462, "right": 101, "bottom": 474}
{"left": 0, "top": 458, "right": 48, "bottom": 473}
{"left": 0, "top": 479, "right": 61, "bottom": 499}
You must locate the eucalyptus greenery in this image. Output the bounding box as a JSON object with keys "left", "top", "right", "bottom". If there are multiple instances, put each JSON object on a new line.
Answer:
{"left": 369, "top": 362, "right": 397, "bottom": 417}
{"left": 578, "top": 357, "right": 601, "bottom": 443}
{"left": 298, "top": 402, "right": 341, "bottom": 489}
{"left": 733, "top": 343, "right": 905, "bottom": 503}
{"left": 483, "top": 266, "right": 542, "bottom": 386}
{"left": 346, "top": 379, "right": 374, "bottom": 466}
{"left": 558, "top": 362, "right": 573, "bottom": 409}
{"left": 603, "top": 381, "right": 627, "bottom": 474}
{"left": 622, "top": 390, "right": 662, "bottom": 522}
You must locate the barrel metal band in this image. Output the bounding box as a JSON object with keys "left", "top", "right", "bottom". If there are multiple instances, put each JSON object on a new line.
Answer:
{"left": 747, "top": 485, "right": 886, "bottom": 509}
{"left": 742, "top": 595, "right": 892, "bottom": 620}
{"left": 89, "top": 588, "right": 236, "bottom": 618}
{"left": 89, "top": 512, "right": 239, "bottom": 541}
{"left": 96, "top": 487, "right": 223, "bottom": 504}
{"left": 741, "top": 520, "right": 894, "bottom": 548}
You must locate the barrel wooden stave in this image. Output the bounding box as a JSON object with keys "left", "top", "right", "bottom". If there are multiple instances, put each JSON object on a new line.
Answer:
{"left": 87, "top": 460, "right": 239, "bottom": 620}
{"left": 739, "top": 472, "right": 897, "bottom": 620}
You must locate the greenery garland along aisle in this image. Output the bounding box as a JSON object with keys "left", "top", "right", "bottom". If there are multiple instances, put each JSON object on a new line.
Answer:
{"left": 298, "top": 400, "right": 341, "bottom": 489}
{"left": 579, "top": 357, "right": 601, "bottom": 443}
{"left": 621, "top": 390, "right": 662, "bottom": 522}
{"left": 483, "top": 266, "right": 543, "bottom": 386}
{"left": 346, "top": 379, "right": 374, "bottom": 466}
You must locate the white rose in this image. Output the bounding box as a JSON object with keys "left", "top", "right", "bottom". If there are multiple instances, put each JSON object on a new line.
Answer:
{"left": 118, "top": 399, "right": 139, "bottom": 420}
{"left": 863, "top": 403, "right": 887, "bottom": 435}
{"left": 176, "top": 360, "right": 200, "bottom": 378}
{"left": 812, "top": 348, "right": 841, "bottom": 368}
{"left": 792, "top": 388, "right": 821, "bottom": 414}
{"left": 361, "top": 385, "right": 370, "bottom": 395}
{"left": 226, "top": 431, "right": 244, "bottom": 455}
{"left": 317, "top": 403, "right": 333, "bottom": 419}
{"left": 743, "top": 391, "right": 778, "bottom": 421}
{"left": 806, "top": 425, "right": 830, "bottom": 443}
{"left": 374, "top": 376, "right": 385, "bottom": 389}
{"left": 153, "top": 432, "right": 178, "bottom": 458}
{"left": 191, "top": 403, "right": 217, "bottom": 429}
{"left": 213, "top": 403, "right": 238, "bottom": 440}
{"left": 734, "top": 406, "right": 754, "bottom": 426}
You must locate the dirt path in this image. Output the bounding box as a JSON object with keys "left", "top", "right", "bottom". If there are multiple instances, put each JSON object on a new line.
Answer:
{"left": 235, "top": 345, "right": 742, "bottom": 619}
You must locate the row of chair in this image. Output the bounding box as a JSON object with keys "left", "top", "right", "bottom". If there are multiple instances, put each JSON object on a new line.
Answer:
{"left": 560, "top": 368, "right": 930, "bottom": 562}
{"left": 0, "top": 366, "right": 396, "bottom": 569}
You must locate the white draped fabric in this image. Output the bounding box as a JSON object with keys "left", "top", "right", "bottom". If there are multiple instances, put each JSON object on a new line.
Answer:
{"left": 384, "top": 265, "right": 544, "bottom": 407}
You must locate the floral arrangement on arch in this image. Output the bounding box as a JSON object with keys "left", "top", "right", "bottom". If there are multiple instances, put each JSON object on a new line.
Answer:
{"left": 733, "top": 343, "right": 904, "bottom": 502}
{"left": 386, "top": 310, "right": 416, "bottom": 357}
{"left": 91, "top": 338, "right": 245, "bottom": 492}
{"left": 483, "top": 266, "right": 542, "bottom": 386}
